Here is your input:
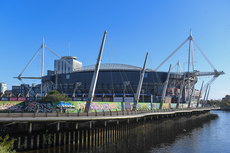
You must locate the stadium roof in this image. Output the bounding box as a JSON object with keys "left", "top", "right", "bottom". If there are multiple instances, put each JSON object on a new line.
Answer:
{"left": 79, "top": 63, "right": 152, "bottom": 71}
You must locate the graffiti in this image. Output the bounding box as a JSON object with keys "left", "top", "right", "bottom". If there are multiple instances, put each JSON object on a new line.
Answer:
{"left": 100, "top": 103, "right": 109, "bottom": 111}
{"left": 182, "top": 104, "right": 188, "bottom": 108}
{"left": 56, "top": 102, "right": 76, "bottom": 112}
{"left": 90, "top": 102, "right": 99, "bottom": 111}
{"left": 24, "top": 102, "right": 53, "bottom": 113}
{"left": 124, "top": 102, "right": 131, "bottom": 110}
{"left": 109, "top": 103, "right": 117, "bottom": 110}
{"left": 147, "top": 103, "right": 152, "bottom": 109}
{"left": 0, "top": 102, "right": 23, "bottom": 112}
{"left": 0, "top": 101, "right": 183, "bottom": 113}
{"left": 137, "top": 103, "right": 142, "bottom": 110}
{"left": 171, "top": 104, "right": 177, "bottom": 109}
{"left": 162, "top": 103, "right": 169, "bottom": 109}
{"left": 142, "top": 104, "right": 148, "bottom": 110}
{"left": 77, "top": 102, "right": 86, "bottom": 111}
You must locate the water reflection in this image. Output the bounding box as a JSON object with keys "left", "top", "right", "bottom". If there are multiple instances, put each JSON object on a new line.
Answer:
{"left": 22, "top": 113, "right": 218, "bottom": 153}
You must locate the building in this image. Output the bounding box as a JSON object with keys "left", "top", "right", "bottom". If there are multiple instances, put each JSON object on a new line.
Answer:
{"left": 0, "top": 82, "right": 7, "bottom": 94}
{"left": 42, "top": 57, "right": 197, "bottom": 102}
{"left": 54, "top": 56, "right": 82, "bottom": 74}
{"left": 12, "top": 84, "right": 29, "bottom": 97}
{"left": 12, "top": 84, "right": 41, "bottom": 97}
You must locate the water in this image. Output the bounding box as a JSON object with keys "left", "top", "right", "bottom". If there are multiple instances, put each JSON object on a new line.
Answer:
{"left": 22, "top": 111, "right": 230, "bottom": 153}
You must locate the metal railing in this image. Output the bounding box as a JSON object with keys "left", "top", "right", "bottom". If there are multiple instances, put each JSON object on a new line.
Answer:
{"left": 0, "top": 106, "right": 217, "bottom": 118}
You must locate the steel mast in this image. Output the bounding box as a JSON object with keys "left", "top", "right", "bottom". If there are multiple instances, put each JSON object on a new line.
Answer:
{"left": 160, "top": 64, "right": 172, "bottom": 109}
{"left": 176, "top": 73, "right": 186, "bottom": 108}
{"left": 41, "top": 37, "right": 45, "bottom": 96}
{"left": 85, "top": 31, "right": 107, "bottom": 112}
{"left": 196, "top": 81, "right": 204, "bottom": 108}
{"left": 133, "top": 52, "right": 148, "bottom": 110}
{"left": 187, "top": 30, "right": 193, "bottom": 104}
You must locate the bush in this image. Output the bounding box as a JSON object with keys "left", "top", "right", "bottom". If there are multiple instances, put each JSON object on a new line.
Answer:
{"left": 0, "top": 135, "right": 16, "bottom": 153}
{"left": 42, "top": 90, "right": 70, "bottom": 102}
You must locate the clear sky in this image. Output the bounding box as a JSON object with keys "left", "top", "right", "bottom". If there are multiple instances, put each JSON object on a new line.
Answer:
{"left": 0, "top": 0, "right": 229, "bottom": 99}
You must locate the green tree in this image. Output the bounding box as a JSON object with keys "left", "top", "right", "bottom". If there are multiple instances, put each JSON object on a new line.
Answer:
{"left": 0, "top": 135, "right": 16, "bottom": 153}
{"left": 42, "top": 90, "right": 70, "bottom": 102}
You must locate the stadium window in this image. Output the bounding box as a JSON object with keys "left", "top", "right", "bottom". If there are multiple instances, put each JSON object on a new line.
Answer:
{"left": 66, "top": 74, "right": 70, "bottom": 79}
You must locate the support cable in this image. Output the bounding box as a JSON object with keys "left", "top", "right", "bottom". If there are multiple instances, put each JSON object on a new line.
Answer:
{"left": 193, "top": 40, "right": 217, "bottom": 71}
{"left": 154, "top": 38, "right": 189, "bottom": 71}
{"left": 18, "top": 47, "right": 41, "bottom": 78}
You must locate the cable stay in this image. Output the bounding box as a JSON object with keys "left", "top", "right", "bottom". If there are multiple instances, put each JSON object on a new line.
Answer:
{"left": 154, "top": 38, "right": 189, "bottom": 71}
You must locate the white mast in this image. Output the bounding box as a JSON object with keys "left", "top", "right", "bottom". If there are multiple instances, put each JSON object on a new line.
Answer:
{"left": 41, "top": 37, "right": 45, "bottom": 96}
{"left": 177, "top": 73, "right": 186, "bottom": 108}
{"left": 133, "top": 52, "right": 148, "bottom": 110}
{"left": 196, "top": 81, "right": 204, "bottom": 108}
{"left": 187, "top": 29, "right": 193, "bottom": 103}
{"left": 160, "top": 64, "right": 172, "bottom": 109}
{"left": 85, "top": 31, "right": 107, "bottom": 112}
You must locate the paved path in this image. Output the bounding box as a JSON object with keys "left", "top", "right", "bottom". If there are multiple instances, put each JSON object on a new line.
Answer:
{"left": 0, "top": 107, "right": 216, "bottom": 122}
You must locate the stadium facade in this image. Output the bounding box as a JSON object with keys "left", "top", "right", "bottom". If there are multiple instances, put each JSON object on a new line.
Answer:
{"left": 42, "top": 56, "right": 197, "bottom": 103}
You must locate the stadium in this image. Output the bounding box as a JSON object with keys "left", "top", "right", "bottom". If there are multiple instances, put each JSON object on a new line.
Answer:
{"left": 42, "top": 59, "right": 196, "bottom": 103}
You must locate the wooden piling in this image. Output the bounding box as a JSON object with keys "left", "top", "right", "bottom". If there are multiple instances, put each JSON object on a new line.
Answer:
{"left": 53, "top": 133, "right": 56, "bottom": 147}
{"left": 30, "top": 136, "right": 34, "bottom": 149}
{"left": 57, "top": 132, "right": 61, "bottom": 146}
{"left": 17, "top": 137, "right": 21, "bottom": 150}
{"left": 73, "top": 131, "right": 75, "bottom": 144}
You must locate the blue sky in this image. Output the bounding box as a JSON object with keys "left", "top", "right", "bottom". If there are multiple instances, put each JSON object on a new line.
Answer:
{"left": 0, "top": 0, "right": 229, "bottom": 99}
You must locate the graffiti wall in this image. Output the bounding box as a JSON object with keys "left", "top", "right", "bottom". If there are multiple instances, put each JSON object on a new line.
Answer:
{"left": 171, "top": 103, "right": 177, "bottom": 109}
{"left": 24, "top": 101, "right": 54, "bottom": 113}
{"left": 0, "top": 101, "right": 24, "bottom": 112}
{"left": 0, "top": 101, "right": 200, "bottom": 113}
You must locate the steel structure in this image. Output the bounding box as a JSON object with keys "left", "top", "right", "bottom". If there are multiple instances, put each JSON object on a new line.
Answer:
{"left": 154, "top": 30, "right": 224, "bottom": 107}
{"left": 85, "top": 31, "right": 107, "bottom": 112}
{"left": 160, "top": 64, "right": 172, "bottom": 109}
{"left": 14, "top": 38, "right": 74, "bottom": 95}
{"left": 133, "top": 52, "right": 148, "bottom": 110}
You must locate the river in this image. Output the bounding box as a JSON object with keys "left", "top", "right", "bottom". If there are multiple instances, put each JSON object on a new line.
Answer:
{"left": 22, "top": 111, "right": 230, "bottom": 153}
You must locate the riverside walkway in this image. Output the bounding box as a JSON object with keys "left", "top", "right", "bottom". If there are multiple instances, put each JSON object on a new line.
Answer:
{"left": 0, "top": 107, "right": 219, "bottom": 122}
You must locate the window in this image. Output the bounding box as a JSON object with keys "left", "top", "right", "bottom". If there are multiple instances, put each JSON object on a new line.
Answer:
{"left": 66, "top": 74, "right": 70, "bottom": 79}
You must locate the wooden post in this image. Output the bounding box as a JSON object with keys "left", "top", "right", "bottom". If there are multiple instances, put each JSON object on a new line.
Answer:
{"left": 63, "top": 132, "right": 66, "bottom": 145}
{"left": 24, "top": 136, "right": 28, "bottom": 150}
{"left": 58, "top": 132, "right": 62, "bottom": 146}
{"left": 18, "top": 137, "right": 21, "bottom": 150}
{"left": 77, "top": 130, "right": 80, "bottom": 151}
{"left": 73, "top": 131, "right": 75, "bottom": 144}
{"left": 36, "top": 135, "right": 39, "bottom": 149}
{"left": 53, "top": 133, "right": 56, "bottom": 147}
{"left": 30, "top": 136, "right": 34, "bottom": 149}
{"left": 68, "top": 132, "right": 71, "bottom": 144}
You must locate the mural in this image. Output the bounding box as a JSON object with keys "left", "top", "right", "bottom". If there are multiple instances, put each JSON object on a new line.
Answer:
{"left": 162, "top": 103, "right": 169, "bottom": 109}
{"left": 171, "top": 103, "right": 177, "bottom": 109}
{"left": 0, "top": 101, "right": 23, "bottom": 112}
{"left": 0, "top": 100, "right": 200, "bottom": 113}
{"left": 24, "top": 101, "right": 53, "bottom": 113}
